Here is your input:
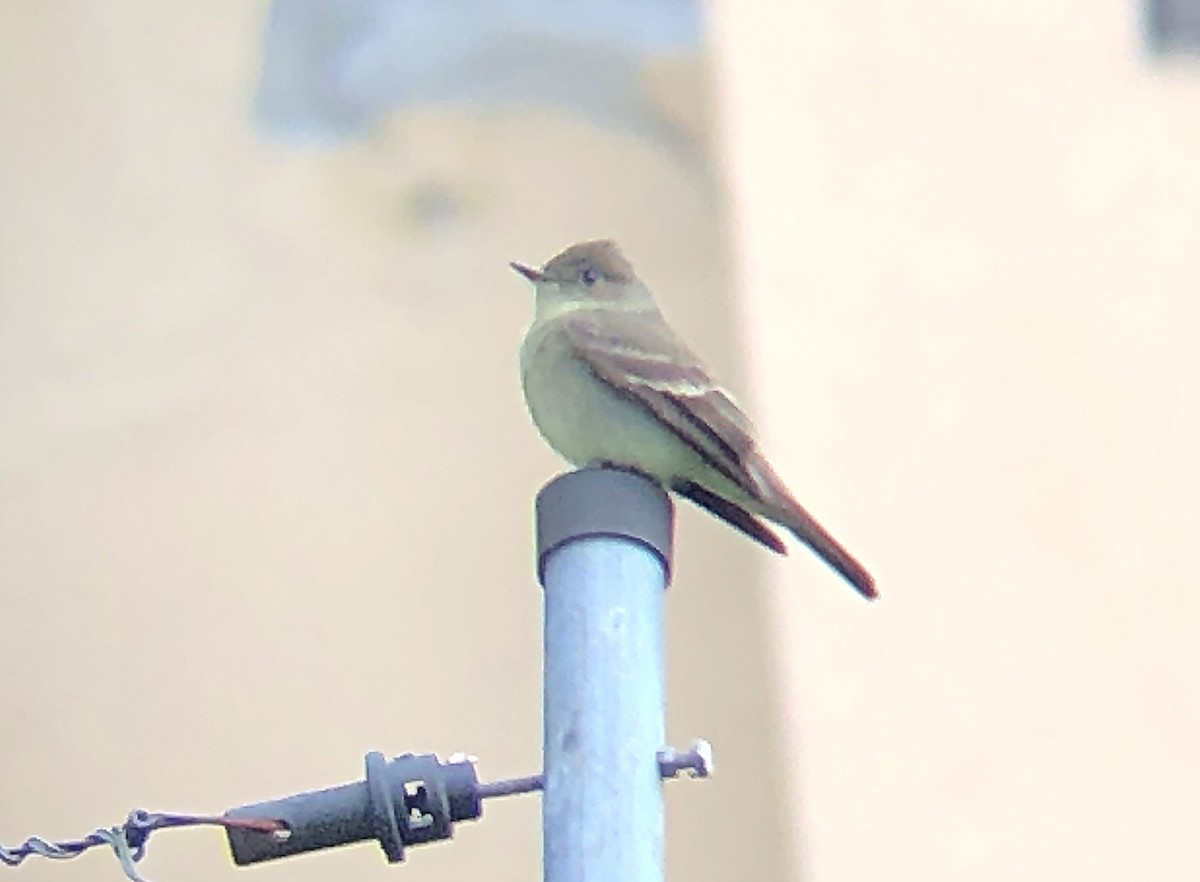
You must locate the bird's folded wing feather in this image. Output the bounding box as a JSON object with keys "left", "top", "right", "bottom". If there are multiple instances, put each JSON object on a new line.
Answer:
{"left": 559, "top": 310, "right": 877, "bottom": 599}
{"left": 559, "top": 311, "right": 773, "bottom": 504}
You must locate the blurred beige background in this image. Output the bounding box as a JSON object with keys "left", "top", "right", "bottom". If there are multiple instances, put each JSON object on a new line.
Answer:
{"left": 2, "top": 3, "right": 1197, "bottom": 882}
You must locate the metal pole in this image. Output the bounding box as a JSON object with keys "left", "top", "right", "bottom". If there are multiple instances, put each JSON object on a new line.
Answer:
{"left": 535, "top": 467, "right": 674, "bottom": 882}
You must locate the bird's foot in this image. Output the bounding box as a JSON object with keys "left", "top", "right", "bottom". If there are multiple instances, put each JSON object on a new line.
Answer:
{"left": 585, "top": 460, "right": 663, "bottom": 486}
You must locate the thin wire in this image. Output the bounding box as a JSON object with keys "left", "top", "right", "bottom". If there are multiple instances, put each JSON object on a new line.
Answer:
{"left": 476, "top": 773, "right": 544, "bottom": 799}
{"left": 1, "top": 810, "right": 285, "bottom": 882}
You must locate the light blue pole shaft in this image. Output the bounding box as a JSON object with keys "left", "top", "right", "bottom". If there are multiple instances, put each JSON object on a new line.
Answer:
{"left": 537, "top": 469, "right": 672, "bottom": 882}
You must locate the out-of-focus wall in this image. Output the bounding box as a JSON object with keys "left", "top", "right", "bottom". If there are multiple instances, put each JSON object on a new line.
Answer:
{"left": 713, "top": 1, "right": 1200, "bottom": 880}
{"left": 8, "top": 3, "right": 1189, "bottom": 881}
{"left": 0, "top": 4, "right": 796, "bottom": 882}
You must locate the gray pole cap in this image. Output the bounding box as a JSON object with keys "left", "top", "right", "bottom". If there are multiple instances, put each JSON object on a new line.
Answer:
{"left": 535, "top": 467, "right": 675, "bottom": 586}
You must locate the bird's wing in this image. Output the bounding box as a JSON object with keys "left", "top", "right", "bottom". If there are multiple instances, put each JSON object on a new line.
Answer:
{"left": 560, "top": 310, "right": 877, "bottom": 599}
{"left": 559, "top": 309, "right": 773, "bottom": 505}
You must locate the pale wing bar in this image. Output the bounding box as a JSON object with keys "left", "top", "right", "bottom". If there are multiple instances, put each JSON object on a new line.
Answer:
{"left": 561, "top": 317, "right": 774, "bottom": 507}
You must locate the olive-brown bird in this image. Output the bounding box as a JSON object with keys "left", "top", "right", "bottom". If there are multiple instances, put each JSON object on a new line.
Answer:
{"left": 512, "top": 240, "right": 875, "bottom": 599}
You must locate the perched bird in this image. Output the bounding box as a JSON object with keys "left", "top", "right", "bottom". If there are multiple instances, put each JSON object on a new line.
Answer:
{"left": 512, "top": 240, "right": 876, "bottom": 600}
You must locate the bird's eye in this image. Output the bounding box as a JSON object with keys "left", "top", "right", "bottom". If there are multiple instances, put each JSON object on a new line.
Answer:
{"left": 580, "top": 266, "right": 598, "bottom": 286}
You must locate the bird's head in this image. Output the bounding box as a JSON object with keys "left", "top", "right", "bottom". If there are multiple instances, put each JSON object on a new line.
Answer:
{"left": 511, "top": 240, "right": 654, "bottom": 314}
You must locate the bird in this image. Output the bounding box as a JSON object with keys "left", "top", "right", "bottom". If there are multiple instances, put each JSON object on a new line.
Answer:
{"left": 511, "top": 239, "right": 876, "bottom": 600}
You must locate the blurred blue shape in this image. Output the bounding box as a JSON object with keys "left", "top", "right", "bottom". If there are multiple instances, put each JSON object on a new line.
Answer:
{"left": 1143, "top": 0, "right": 1200, "bottom": 56}
{"left": 255, "top": 0, "right": 702, "bottom": 147}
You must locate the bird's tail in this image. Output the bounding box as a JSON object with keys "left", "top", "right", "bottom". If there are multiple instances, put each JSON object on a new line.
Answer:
{"left": 775, "top": 497, "right": 877, "bottom": 600}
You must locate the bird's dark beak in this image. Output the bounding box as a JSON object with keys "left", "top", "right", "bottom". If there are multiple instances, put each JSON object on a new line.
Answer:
{"left": 510, "top": 261, "right": 545, "bottom": 283}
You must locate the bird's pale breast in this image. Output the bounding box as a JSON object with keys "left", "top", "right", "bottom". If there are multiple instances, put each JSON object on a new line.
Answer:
{"left": 520, "top": 319, "right": 689, "bottom": 480}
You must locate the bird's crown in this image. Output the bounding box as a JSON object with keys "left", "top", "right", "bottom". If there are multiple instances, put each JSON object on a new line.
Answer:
{"left": 541, "top": 240, "right": 635, "bottom": 285}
